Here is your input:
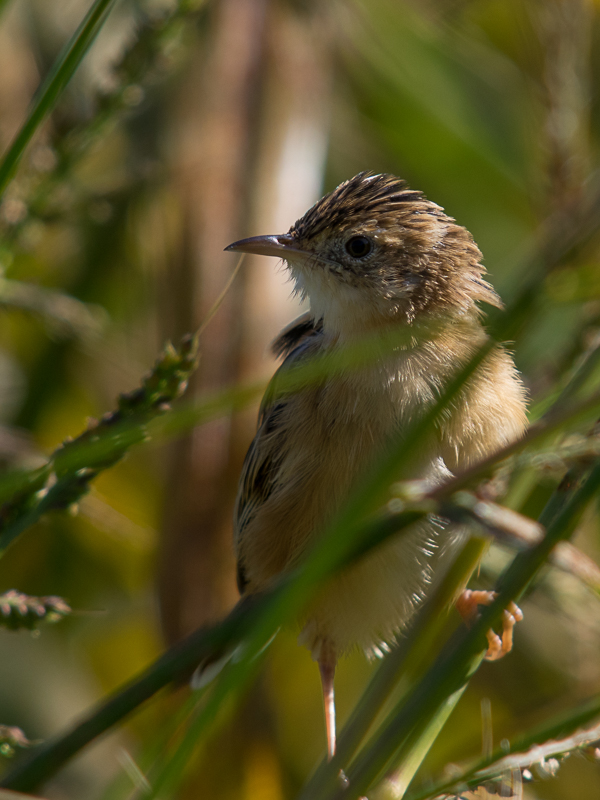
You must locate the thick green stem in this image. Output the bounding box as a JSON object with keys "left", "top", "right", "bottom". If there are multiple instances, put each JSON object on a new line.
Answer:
{"left": 0, "top": 595, "right": 268, "bottom": 793}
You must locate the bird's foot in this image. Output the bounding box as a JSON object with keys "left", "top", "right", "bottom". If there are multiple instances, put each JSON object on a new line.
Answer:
{"left": 456, "top": 589, "right": 523, "bottom": 661}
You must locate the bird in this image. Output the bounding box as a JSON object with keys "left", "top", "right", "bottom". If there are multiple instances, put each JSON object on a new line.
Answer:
{"left": 223, "top": 171, "right": 528, "bottom": 760}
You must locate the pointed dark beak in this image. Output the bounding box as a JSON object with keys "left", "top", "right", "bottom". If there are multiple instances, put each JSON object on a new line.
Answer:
{"left": 225, "top": 233, "right": 301, "bottom": 258}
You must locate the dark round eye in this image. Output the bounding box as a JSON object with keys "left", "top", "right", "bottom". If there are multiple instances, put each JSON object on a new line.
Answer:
{"left": 345, "top": 235, "right": 372, "bottom": 259}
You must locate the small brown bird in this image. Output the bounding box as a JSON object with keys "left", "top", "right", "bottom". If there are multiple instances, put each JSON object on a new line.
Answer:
{"left": 224, "top": 172, "right": 527, "bottom": 759}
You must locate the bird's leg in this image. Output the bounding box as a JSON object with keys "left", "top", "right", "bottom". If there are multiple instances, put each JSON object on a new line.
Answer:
{"left": 318, "top": 641, "right": 337, "bottom": 760}
{"left": 456, "top": 590, "right": 523, "bottom": 661}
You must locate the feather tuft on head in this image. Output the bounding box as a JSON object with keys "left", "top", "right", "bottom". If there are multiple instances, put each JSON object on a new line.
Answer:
{"left": 289, "top": 172, "right": 426, "bottom": 241}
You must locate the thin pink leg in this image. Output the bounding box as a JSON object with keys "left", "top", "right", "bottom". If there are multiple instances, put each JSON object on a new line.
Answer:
{"left": 318, "top": 643, "right": 337, "bottom": 760}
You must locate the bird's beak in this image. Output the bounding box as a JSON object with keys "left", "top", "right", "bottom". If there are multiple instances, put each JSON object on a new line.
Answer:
{"left": 225, "top": 233, "right": 303, "bottom": 259}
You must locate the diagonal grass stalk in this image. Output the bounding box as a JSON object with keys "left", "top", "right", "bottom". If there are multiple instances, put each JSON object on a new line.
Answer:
{"left": 404, "top": 694, "right": 600, "bottom": 800}
{"left": 0, "top": 594, "right": 276, "bottom": 793}
{"left": 305, "top": 451, "right": 599, "bottom": 797}
{"left": 142, "top": 649, "right": 267, "bottom": 799}
{"left": 0, "top": 0, "right": 119, "bottom": 198}
{"left": 300, "top": 537, "right": 488, "bottom": 800}
{"left": 1, "top": 392, "right": 597, "bottom": 793}
{"left": 356, "top": 444, "right": 600, "bottom": 798}
{"left": 372, "top": 685, "right": 469, "bottom": 800}
{"left": 330, "top": 461, "right": 600, "bottom": 800}
{"left": 99, "top": 691, "right": 203, "bottom": 800}
{"left": 1, "top": 338, "right": 599, "bottom": 561}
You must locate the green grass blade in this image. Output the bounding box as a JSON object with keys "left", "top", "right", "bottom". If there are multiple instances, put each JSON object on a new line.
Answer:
{"left": 143, "top": 659, "right": 263, "bottom": 799}
{"left": 302, "top": 537, "right": 488, "bottom": 799}
{"left": 362, "top": 451, "right": 600, "bottom": 799}
{"left": 335, "top": 462, "right": 600, "bottom": 799}
{"left": 404, "top": 695, "right": 600, "bottom": 800}
{"left": 377, "top": 685, "right": 467, "bottom": 799}
{"left": 0, "top": 0, "right": 119, "bottom": 199}
{"left": 0, "top": 595, "right": 271, "bottom": 793}
{"left": 304, "top": 431, "right": 599, "bottom": 797}
{"left": 0, "top": 408, "right": 595, "bottom": 794}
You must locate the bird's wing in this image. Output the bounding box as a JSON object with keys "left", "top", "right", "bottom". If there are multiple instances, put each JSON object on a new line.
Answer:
{"left": 234, "top": 315, "right": 322, "bottom": 593}
{"left": 270, "top": 311, "right": 323, "bottom": 359}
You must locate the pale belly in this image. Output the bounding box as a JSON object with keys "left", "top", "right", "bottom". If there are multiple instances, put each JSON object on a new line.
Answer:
{"left": 298, "top": 516, "right": 466, "bottom": 659}
{"left": 235, "top": 370, "right": 464, "bottom": 657}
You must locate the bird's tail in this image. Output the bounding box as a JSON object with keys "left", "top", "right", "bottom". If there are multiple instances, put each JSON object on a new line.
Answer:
{"left": 189, "top": 594, "right": 279, "bottom": 690}
{"left": 190, "top": 644, "right": 244, "bottom": 690}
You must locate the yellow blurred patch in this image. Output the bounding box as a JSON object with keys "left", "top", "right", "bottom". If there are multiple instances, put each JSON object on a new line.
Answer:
{"left": 85, "top": 613, "right": 162, "bottom": 693}
{"left": 242, "top": 740, "right": 283, "bottom": 800}
{"left": 34, "top": 387, "right": 96, "bottom": 453}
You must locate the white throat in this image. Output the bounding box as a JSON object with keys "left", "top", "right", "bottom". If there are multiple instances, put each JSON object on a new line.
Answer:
{"left": 287, "top": 258, "right": 396, "bottom": 342}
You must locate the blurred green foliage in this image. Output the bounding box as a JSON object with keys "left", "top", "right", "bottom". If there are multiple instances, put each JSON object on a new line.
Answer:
{"left": 0, "top": 0, "right": 600, "bottom": 799}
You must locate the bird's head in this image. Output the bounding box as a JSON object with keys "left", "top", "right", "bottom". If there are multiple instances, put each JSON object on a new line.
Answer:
{"left": 226, "top": 172, "right": 501, "bottom": 338}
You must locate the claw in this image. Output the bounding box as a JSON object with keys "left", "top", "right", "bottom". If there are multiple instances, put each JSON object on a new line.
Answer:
{"left": 456, "top": 590, "right": 522, "bottom": 660}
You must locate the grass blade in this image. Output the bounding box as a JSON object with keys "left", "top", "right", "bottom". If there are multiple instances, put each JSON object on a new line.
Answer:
{"left": 302, "top": 537, "right": 488, "bottom": 799}
{"left": 0, "top": 0, "right": 119, "bottom": 198}
{"left": 404, "top": 696, "right": 600, "bottom": 800}
{"left": 334, "top": 461, "right": 600, "bottom": 799}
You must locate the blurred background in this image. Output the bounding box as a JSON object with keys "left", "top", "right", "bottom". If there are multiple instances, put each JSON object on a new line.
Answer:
{"left": 1, "top": 0, "right": 600, "bottom": 797}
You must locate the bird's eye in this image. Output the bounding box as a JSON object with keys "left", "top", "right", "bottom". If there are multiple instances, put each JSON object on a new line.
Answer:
{"left": 345, "top": 236, "right": 372, "bottom": 259}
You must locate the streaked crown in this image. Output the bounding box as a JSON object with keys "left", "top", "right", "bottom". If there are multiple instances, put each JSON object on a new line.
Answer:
{"left": 289, "top": 172, "right": 428, "bottom": 240}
